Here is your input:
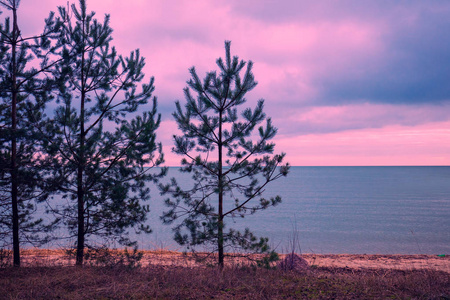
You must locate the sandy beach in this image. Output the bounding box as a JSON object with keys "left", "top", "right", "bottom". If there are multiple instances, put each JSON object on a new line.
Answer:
{"left": 12, "top": 249, "right": 449, "bottom": 273}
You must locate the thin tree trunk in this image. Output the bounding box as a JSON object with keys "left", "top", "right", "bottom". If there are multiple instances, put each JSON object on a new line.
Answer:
{"left": 76, "top": 91, "right": 85, "bottom": 266}
{"left": 76, "top": 20, "right": 86, "bottom": 266}
{"left": 76, "top": 160, "right": 84, "bottom": 266}
{"left": 11, "top": 1, "right": 20, "bottom": 267}
{"left": 218, "top": 109, "right": 224, "bottom": 269}
{"left": 11, "top": 78, "right": 19, "bottom": 268}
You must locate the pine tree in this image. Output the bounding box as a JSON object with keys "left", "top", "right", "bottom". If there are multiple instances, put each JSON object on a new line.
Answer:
{"left": 161, "top": 41, "right": 289, "bottom": 268}
{"left": 43, "top": 0, "right": 165, "bottom": 266}
{"left": 0, "top": 0, "right": 62, "bottom": 267}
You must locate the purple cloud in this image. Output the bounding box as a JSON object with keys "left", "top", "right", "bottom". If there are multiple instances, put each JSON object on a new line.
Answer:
{"left": 3, "top": 0, "right": 449, "bottom": 165}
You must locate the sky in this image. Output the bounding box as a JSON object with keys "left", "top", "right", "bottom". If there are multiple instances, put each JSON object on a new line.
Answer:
{"left": 8, "top": 0, "right": 450, "bottom": 166}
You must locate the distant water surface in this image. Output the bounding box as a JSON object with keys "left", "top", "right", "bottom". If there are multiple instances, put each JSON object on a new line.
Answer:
{"left": 138, "top": 166, "right": 450, "bottom": 254}
{"left": 44, "top": 166, "right": 450, "bottom": 254}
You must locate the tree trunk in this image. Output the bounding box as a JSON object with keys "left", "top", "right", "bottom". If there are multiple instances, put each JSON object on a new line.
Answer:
{"left": 76, "top": 22, "right": 86, "bottom": 266}
{"left": 218, "top": 109, "right": 224, "bottom": 269}
{"left": 11, "top": 1, "right": 20, "bottom": 267}
{"left": 76, "top": 164, "right": 84, "bottom": 266}
{"left": 75, "top": 93, "right": 86, "bottom": 266}
{"left": 11, "top": 90, "right": 19, "bottom": 268}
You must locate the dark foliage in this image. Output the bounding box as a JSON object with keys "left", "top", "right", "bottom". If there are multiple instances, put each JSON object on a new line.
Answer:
{"left": 160, "top": 41, "right": 289, "bottom": 267}
{"left": 41, "top": 0, "right": 165, "bottom": 265}
{"left": 0, "top": 0, "right": 62, "bottom": 266}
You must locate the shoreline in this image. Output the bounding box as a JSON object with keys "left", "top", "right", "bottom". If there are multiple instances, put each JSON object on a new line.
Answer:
{"left": 4, "top": 249, "right": 448, "bottom": 273}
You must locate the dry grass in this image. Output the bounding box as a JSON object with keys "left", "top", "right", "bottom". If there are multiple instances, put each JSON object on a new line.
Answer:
{"left": 0, "top": 264, "right": 449, "bottom": 299}
{"left": 0, "top": 250, "right": 449, "bottom": 299}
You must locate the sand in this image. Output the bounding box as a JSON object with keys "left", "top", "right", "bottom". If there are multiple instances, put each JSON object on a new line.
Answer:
{"left": 10, "top": 249, "right": 449, "bottom": 273}
{"left": 299, "top": 254, "right": 450, "bottom": 273}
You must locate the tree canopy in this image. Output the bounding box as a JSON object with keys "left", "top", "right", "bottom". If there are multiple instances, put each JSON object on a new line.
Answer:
{"left": 0, "top": 0, "right": 62, "bottom": 266}
{"left": 161, "top": 41, "right": 289, "bottom": 267}
{"left": 41, "top": 0, "right": 165, "bottom": 266}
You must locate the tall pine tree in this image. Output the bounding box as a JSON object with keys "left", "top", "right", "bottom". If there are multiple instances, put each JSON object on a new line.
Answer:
{"left": 161, "top": 41, "right": 289, "bottom": 268}
{"left": 43, "top": 0, "right": 165, "bottom": 266}
{"left": 0, "top": 0, "right": 62, "bottom": 267}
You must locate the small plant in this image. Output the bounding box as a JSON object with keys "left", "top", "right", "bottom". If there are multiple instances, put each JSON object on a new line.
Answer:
{"left": 83, "top": 246, "right": 143, "bottom": 269}
{"left": 63, "top": 245, "right": 143, "bottom": 268}
{"left": 0, "top": 248, "right": 11, "bottom": 268}
{"left": 121, "top": 247, "right": 144, "bottom": 269}
{"left": 255, "top": 250, "right": 279, "bottom": 269}
{"left": 84, "top": 246, "right": 115, "bottom": 267}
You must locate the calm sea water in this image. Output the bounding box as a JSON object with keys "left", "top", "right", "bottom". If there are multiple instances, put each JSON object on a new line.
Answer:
{"left": 44, "top": 166, "right": 449, "bottom": 254}
{"left": 136, "top": 166, "right": 450, "bottom": 254}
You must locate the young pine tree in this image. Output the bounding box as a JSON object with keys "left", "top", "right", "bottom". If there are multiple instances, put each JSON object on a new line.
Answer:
{"left": 0, "top": 0, "right": 62, "bottom": 267}
{"left": 43, "top": 0, "right": 165, "bottom": 266}
{"left": 161, "top": 41, "right": 289, "bottom": 268}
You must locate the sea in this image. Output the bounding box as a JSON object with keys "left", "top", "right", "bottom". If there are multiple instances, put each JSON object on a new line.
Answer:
{"left": 48, "top": 166, "right": 450, "bottom": 254}
{"left": 136, "top": 166, "right": 450, "bottom": 255}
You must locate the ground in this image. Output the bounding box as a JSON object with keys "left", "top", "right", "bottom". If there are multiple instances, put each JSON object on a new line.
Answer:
{"left": 0, "top": 250, "right": 448, "bottom": 299}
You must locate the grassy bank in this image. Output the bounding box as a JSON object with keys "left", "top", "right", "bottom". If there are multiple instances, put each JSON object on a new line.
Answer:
{"left": 1, "top": 264, "right": 449, "bottom": 299}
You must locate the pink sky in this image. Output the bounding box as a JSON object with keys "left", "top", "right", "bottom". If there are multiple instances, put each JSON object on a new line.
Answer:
{"left": 8, "top": 0, "right": 450, "bottom": 166}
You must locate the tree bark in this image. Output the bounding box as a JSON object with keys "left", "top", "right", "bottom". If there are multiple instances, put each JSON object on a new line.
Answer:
{"left": 75, "top": 89, "right": 86, "bottom": 266}
{"left": 11, "top": 0, "right": 20, "bottom": 267}
{"left": 76, "top": 162, "right": 85, "bottom": 266}
{"left": 218, "top": 109, "right": 224, "bottom": 269}
{"left": 76, "top": 20, "right": 86, "bottom": 266}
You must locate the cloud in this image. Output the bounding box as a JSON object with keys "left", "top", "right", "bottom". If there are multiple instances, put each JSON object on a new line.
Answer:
{"left": 6, "top": 0, "right": 450, "bottom": 165}
{"left": 18, "top": 0, "right": 450, "bottom": 108}
{"left": 275, "top": 103, "right": 450, "bottom": 136}
{"left": 275, "top": 120, "right": 450, "bottom": 166}
{"left": 225, "top": 1, "right": 450, "bottom": 106}
{"left": 309, "top": 3, "right": 450, "bottom": 105}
